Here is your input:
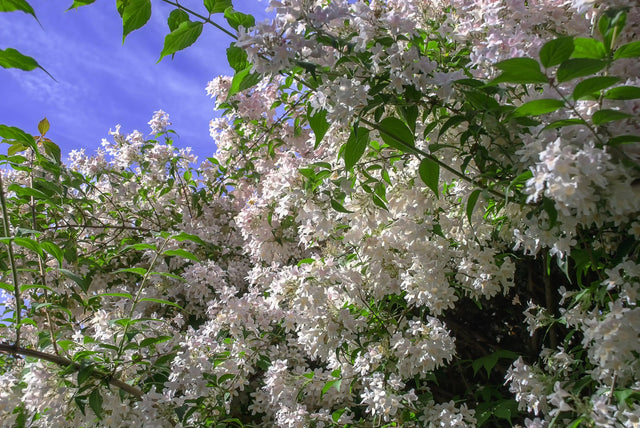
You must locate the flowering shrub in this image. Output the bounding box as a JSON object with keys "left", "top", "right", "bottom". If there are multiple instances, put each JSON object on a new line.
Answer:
{"left": 1, "top": 0, "right": 639, "bottom": 427}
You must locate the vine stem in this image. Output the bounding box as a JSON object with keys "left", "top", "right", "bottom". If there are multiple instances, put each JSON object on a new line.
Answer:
{"left": 159, "top": 0, "right": 237, "bottom": 40}
{"left": 0, "top": 171, "right": 22, "bottom": 347}
{"left": 29, "top": 143, "right": 59, "bottom": 355}
{"left": 114, "top": 236, "right": 169, "bottom": 363}
{"left": 0, "top": 343, "right": 143, "bottom": 398}
{"left": 359, "top": 118, "right": 507, "bottom": 199}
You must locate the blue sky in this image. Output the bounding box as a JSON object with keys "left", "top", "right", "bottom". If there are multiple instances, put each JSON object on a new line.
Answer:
{"left": 0, "top": 0, "right": 272, "bottom": 160}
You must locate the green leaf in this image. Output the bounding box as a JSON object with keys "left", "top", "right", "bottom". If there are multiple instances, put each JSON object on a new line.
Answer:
{"left": 0, "top": 48, "right": 54, "bottom": 79}
{"left": 40, "top": 241, "right": 63, "bottom": 266}
{"left": 571, "top": 38, "right": 607, "bottom": 59}
{"left": 224, "top": 8, "right": 254, "bottom": 30}
{"left": 76, "top": 364, "right": 94, "bottom": 386}
{"left": 556, "top": 59, "right": 606, "bottom": 83}
{"left": 89, "top": 389, "right": 103, "bottom": 420}
{"left": 491, "top": 57, "right": 547, "bottom": 84}
{"left": 13, "top": 237, "right": 43, "bottom": 257}
{"left": 419, "top": 157, "right": 439, "bottom": 198}
{"left": 344, "top": 127, "right": 370, "bottom": 171}
{"left": 332, "top": 408, "right": 347, "bottom": 423}
{"left": 0, "top": 0, "right": 37, "bottom": 20}
{"left": 465, "top": 90, "right": 500, "bottom": 111}
{"left": 539, "top": 36, "right": 574, "bottom": 67}
{"left": 321, "top": 379, "right": 342, "bottom": 397}
{"left": 0, "top": 282, "right": 14, "bottom": 293}
{"left": 204, "top": 0, "right": 231, "bottom": 14}
{"left": 66, "top": 0, "right": 95, "bottom": 10}
{"left": 138, "top": 297, "right": 184, "bottom": 310}
{"left": 96, "top": 292, "right": 134, "bottom": 299}
{"left": 512, "top": 99, "right": 565, "bottom": 117}
{"left": 493, "top": 400, "right": 518, "bottom": 424}
{"left": 7, "top": 143, "right": 27, "bottom": 155}
{"left": 7, "top": 183, "right": 48, "bottom": 199}
{"left": 228, "top": 65, "right": 261, "bottom": 97}
{"left": 572, "top": 76, "right": 621, "bottom": 100}
{"left": 308, "top": 108, "right": 330, "bottom": 149}
{"left": 170, "top": 232, "right": 207, "bottom": 246}
{"left": 167, "top": 9, "right": 189, "bottom": 32}
{"left": 614, "top": 41, "right": 640, "bottom": 59}
{"left": 609, "top": 135, "right": 640, "bottom": 145}
{"left": 158, "top": 21, "right": 203, "bottom": 62}
{"left": 542, "top": 118, "right": 587, "bottom": 131}
{"left": 542, "top": 197, "right": 557, "bottom": 229}
{"left": 150, "top": 271, "right": 186, "bottom": 281}
{"left": 604, "top": 86, "right": 640, "bottom": 100}
{"left": 490, "top": 71, "right": 547, "bottom": 85}
{"left": 598, "top": 9, "right": 627, "bottom": 52}
{"left": 226, "top": 44, "right": 249, "bottom": 72}
{"left": 438, "top": 116, "right": 465, "bottom": 139}
{"left": 466, "top": 189, "right": 481, "bottom": 225}
{"left": 42, "top": 140, "right": 61, "bottom": 163}
{"left": 297, "top": 258, "right": 314, "bottom": 267}
{"left": 330, "top": 199, "right": 353, "bottom": 214}
{"left": 162, "top": 248, "right": 200, "bottom": 262}
{"left": 592, "top": 109, "right": 632, "bottom": 125}
{"left": 122, "top": 243, "right": 156, "bottom": 252}
{"left": 23, "top": 283, "right": 56, "bottom": 293}
{"left": 57, "top": 268, "right": 90, "bottom": 292}
{"left": 378, "top": 117, "right": 415, "bottom": 153}
{"left": 37, "top": 117, "right": 49, "bottom": 136}
{"left": 495, "top": 57, "right": 541, "bottom": 73}
{"left": 139, "top": 335, "right": 172, "bottom": 347}
{"left": 120, "top": 0, "right": 151, "bottom": 41}
{"left": 115, "top": 267, "right": 147, "bottom": 276}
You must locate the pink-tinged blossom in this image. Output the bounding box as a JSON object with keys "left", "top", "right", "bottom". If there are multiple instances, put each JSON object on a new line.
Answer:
{"left": 148, "top": 110, "right": 171, "bottom": 134}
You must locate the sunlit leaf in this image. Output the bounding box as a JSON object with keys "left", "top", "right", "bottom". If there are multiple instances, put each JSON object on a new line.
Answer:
{"left": 121, "top": 0, "right": 151, "bottom": 41}
{"left": 167, "top": 8, "right": 189, "bottom": 32}
{"left": 139, "top": 297, "right": 184, "bottom": 310}
{"left": 89, "top": 389, "right": 103, "bottom": 420}
{"left": 512, "top": 99, "right": 565, "bottom": 117}
{"left": 344, "top": 127, "right": 369, "bottom": 171}
{"left": 66, "top": 0, "right": 95, "bottom": 10}
{"left": 378, "top": 117, "right": 416, "bottom": 153}
{"left": 571, "top": 38, "right": 607, "bottom": 59}
{"left": 204, "top": 0, "right": 231, "bottom": 14}
{"left": 418, "top": 157, "right": 439, "bottom": 198}
{"left": 0, "top": 0, "right": 37, "bottom": 21}
{"left": 592, "top": 109, "right": 632, "bottom": 125}
{"left": 228, "top": 65, "right": 261, "bottom": 97}
{"left": 614, "top": 41, "right": 640, "bottom": 59}
{"left": 224, "top": 7, "right": 254, "bottom": 30}
{"left": 0, "top": 48, "right": 54, "bottom": 79}
{"left": 556, "top": 58, "right": 606, "bottom": 83}
{"left": 158, "top": 21, "right": 203, "bottom": 62}
{"left": 466, "top": 189, "right": 481, "bottom": 225}
{"left": 308, "top": 107, "right": 330, "bottom": 149}
{"left": 604, "top": 86, "right": 640, "bottom": 100}
{"left": 162, "top": 248, "right": 200, "bottom": 262}
{"left": 572, "top": 76, "right": 620, "bottom": 100}
{"left": 539, "top": 36, "right": 574, "bottom": 67}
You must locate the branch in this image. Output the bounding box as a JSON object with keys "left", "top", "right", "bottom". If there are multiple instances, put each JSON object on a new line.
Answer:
{"left": 159, "top": 0, "right": 237, "bottom": 39}
{"left": 0, "top": 343, "right": 143, "bottom": 399}
{"left": 359, "top": 118, "right": 507, "bottom": 199}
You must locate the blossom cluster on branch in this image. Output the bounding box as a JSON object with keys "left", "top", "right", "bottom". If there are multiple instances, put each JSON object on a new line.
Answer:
{"left": 0, "top": 0, "right": 639, "bottom": 427}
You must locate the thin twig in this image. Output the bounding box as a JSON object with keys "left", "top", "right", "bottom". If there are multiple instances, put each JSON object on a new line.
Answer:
{"left": 159, "top": 0, "right": 237, "bottom": 39}
{"left": 0, "top": 343, "right": 143, "bottom": 398}
{"left": 0, "top": 172, "right": 22, "bottom": 347}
